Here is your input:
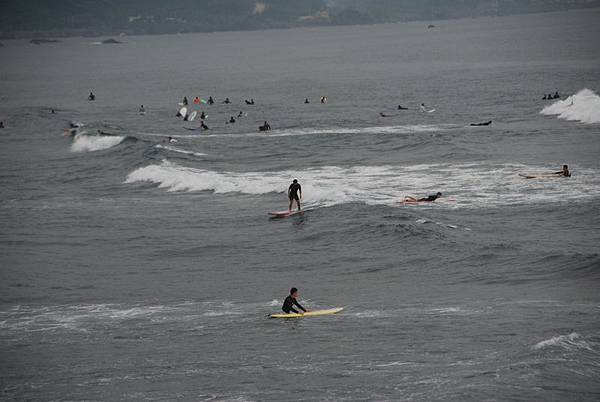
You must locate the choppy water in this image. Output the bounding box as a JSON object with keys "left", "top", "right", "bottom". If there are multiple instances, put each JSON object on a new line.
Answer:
{"left": 1, "top": 9, "right": 600, "bottom": 401}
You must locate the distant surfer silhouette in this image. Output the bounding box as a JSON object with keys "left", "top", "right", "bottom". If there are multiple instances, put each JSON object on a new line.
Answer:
{"left": 404, "top": 192, "right": 442, "bottom": 203}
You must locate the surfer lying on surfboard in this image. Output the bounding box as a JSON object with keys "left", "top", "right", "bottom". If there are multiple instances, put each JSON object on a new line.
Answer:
{"left": 288, "top": 179, "right": 302, "bottom": 212}
{"left": 282, "top": 288, "right": 310, "bottom": 314}
{"left": 519, "top": 165, "right": 571, "bottom": 179}
{"left": 404, "top": 192, "right": 443, "bottom": 203}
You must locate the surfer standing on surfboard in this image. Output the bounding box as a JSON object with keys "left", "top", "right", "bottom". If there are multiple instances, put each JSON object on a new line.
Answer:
{"left": 282, "top": 288, "right": 309, "bottom": 314}
{"left": 288, "top": 179, "right": 302, "bottom": 212}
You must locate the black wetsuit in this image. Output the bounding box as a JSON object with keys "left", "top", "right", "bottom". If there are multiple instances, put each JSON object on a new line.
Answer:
{"left": 418, "top": 194, "right": 440, "bottom": 202}
{"left": 282, "top": 295, "right": 306, "bottom": 314}
{"left": 288, "top": 182, "right": 301, "bottom": 201}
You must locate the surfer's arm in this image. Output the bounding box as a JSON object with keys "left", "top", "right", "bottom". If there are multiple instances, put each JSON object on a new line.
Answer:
{"left": 293, "top": 300, "right": 307, "bottom": 312}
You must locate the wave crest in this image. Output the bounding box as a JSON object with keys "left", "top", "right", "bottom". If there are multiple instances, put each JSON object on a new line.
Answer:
{"left": 541, "top": 88, "right": 600, "bottom": 124}
{"left": 71, "top": 134, "right": 125, "bottom": 152}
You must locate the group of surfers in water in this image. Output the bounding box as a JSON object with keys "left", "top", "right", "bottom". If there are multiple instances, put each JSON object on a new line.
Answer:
{"left": 285, "top": 166, "right": 571, "bottom": 212}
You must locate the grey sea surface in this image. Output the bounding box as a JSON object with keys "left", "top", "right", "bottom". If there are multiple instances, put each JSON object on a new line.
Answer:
{"left": 1, "top": 9, "right": 600, "bottom": 401}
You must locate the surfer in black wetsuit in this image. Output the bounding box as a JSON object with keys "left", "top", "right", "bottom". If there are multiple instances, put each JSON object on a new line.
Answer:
{"left": 0, "top": 121, "right": 4, "bottom": 128}
{"left": 282, "top": 287, "right": 309, "bottom": 314}
{"left": 227, "top": 116, "right": 236, "bottom": 124}
{"left": 288, "top": 179, "right": 302, "bottom": 211}
{"left": 304, "top": 98, "right": 310, "bottom": 104}
{"left": 469, "top": 120, "right": 492, "bottom": 126}
{"left": 398, "top": 105, "right": 408, "bottom": 110}
{"left": 182, "top": 96, "right": 188, "bottom": 106}
{"left": 208, "top": 96, "right": 214, "bottom": 105}
{"left": 201, "top": 122, "right": 209, "bottom": 130}
{"left": 555, "top": 165, "right": 571, "bottom": 177}
{"left": 200, "top": 111, "right": 207, "bottom": 120}
{"left": 259, "top": 121, "right": 271, "bottom": 132}
{"left": 223, "top": 97, "right": 231, "bottom": 104}
{"left": 88, "top": 92, "right": 95, "bottom": 101}
{"left": 404, "top": 192, "right": 442, "bottom": 203}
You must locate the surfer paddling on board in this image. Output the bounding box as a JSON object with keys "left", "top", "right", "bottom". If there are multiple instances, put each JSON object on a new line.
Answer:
{"left": 288, "top": 179, "right": 302, "bottom": 212}
{"left": 282, "top": 288, "right": 309, "bottom": 314}
{"left": 555, "top": 165, "right": 571, "bottom": 177}
{"left": 404, "top": 192, "right": 443, "bottom": 203}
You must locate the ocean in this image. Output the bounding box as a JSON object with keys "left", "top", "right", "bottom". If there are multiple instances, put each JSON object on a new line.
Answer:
{"left": 1, "top": 8, "right": 600, "bottom": 401}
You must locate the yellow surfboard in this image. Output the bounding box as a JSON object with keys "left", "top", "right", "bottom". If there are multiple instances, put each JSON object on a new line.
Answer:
{"left": 269, "top": 307, "right": 344, "bottom": 319}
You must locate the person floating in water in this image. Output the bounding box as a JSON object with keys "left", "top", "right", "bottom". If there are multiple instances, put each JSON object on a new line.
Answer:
{"left": 200, "top": 111, "right": 207, "bottom": 120}
{"left": 282, "top": 287, "right": 309, "bottom": 314}
{"left": 88, "top": 92, "right": 95, "bottom": 101}
{"left": 139, "top": 105, "right": 145, "bottom": 113}
{"left": 379, "top": 112, "right": 390, "bottom": 117}
{"left": 237, "top": 111, "right": 243, "bottom": 118}
{"left": 469, "top": 120, "right": 492, "bottom": 126}
{"left": 166, "top": 136, "right": 177, "bottom": 143}
{"left": 259, "top": 121, "right": 271, "bottom": 131}
{"left": 288, "top": 179, "right": 302, "bottom": 211}
{"left": 51, "top": 109, "right": 55, "bottom": 114}
{"left": 555, "top": 165, "right": 571, "bottom": 177}
{"left": 320, "top": 96, "right": 327, "bottom": 104}
{"left": 404, "top": 192, "right": 442, "bottom": 203}
{"left": 245, "top": 98, "right": 255, "bottom": 105}
{"left": 200, "top": 121, "right": 209, "bottom": 130}
{"left": 208, "top": 96, "right": 214, "bottom": 105}
{"left": 193, "top": 96, "right": 200, "bottom": 104}
{"left": 223, "top": 97, "right": 231, "bottom": 104}
{"left": 542, "top": 94, "right": 547, "bottom": 100}
{"left": 227, "top": 116, "right": 236, "bottom": 124}
{"left": 553, "top": 92, "right": 560, "bottom": 99}
{"left": 304, "top": 98, "right": 310, "bottom": 104}
{"left": 182, "top": 96, "right": 188, "bottom": 106}
{"left": 398, "top": 105, "right": 408, "bottom": 110}
{"left": 420, "top": 103, "right": 427, "bottom": 113}
{"left": 0, "top": 121, "right": 4, "bottom": 128}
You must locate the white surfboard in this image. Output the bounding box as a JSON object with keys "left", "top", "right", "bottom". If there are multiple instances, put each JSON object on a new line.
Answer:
{"left": 188, "top": 111, "right": 198, "bottom": 122}
{"left": 178, "top": 106, "right": 187, "bottom": 117}
{"left": 269, "top": 307, "right": 344, "bottom": 318}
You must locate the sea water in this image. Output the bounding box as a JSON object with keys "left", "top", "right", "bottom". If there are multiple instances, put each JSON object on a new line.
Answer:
{"left": 1, "top": 9, "right": 600, "bottom": 401}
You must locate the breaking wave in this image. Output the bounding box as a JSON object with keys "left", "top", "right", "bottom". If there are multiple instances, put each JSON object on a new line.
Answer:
{"left": 532, "top": 332, "right": 593, "bottom": 351}
{"left": 541, "top": 88, "right": 600, "bottom": 124}
{"left": 124, "top": 160, "right": 600, "bottom": 208}
{"left": 70, "top": 134, "right": 125, "bottom": 152}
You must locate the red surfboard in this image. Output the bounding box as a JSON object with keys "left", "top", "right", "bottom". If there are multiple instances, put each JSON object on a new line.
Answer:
{"left": 269, "top": 210, "right": 304, "bottom": 218}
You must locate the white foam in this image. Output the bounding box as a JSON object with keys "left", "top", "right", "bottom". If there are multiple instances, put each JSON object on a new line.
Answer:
{"left": 70, "top": 134, "right": 125, "bottom": 152}
{"left": 541, "top": 88, "right": 600, "bottom": 124}
{"left": 124, "top": 160, "right": 600, "bottom": 209}
{"left": 532, "top": 332, "right": 592, "bottom": 351}
{"left": 155, "top": 144, "right": 206, "bottom": 157}
{"left": 375, "top": 361, "right": 414, "bottom": 367}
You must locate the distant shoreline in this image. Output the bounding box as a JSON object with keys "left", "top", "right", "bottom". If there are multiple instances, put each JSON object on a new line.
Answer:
{"left": 1, "top": 6, "right": 598, "bottom": 41}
